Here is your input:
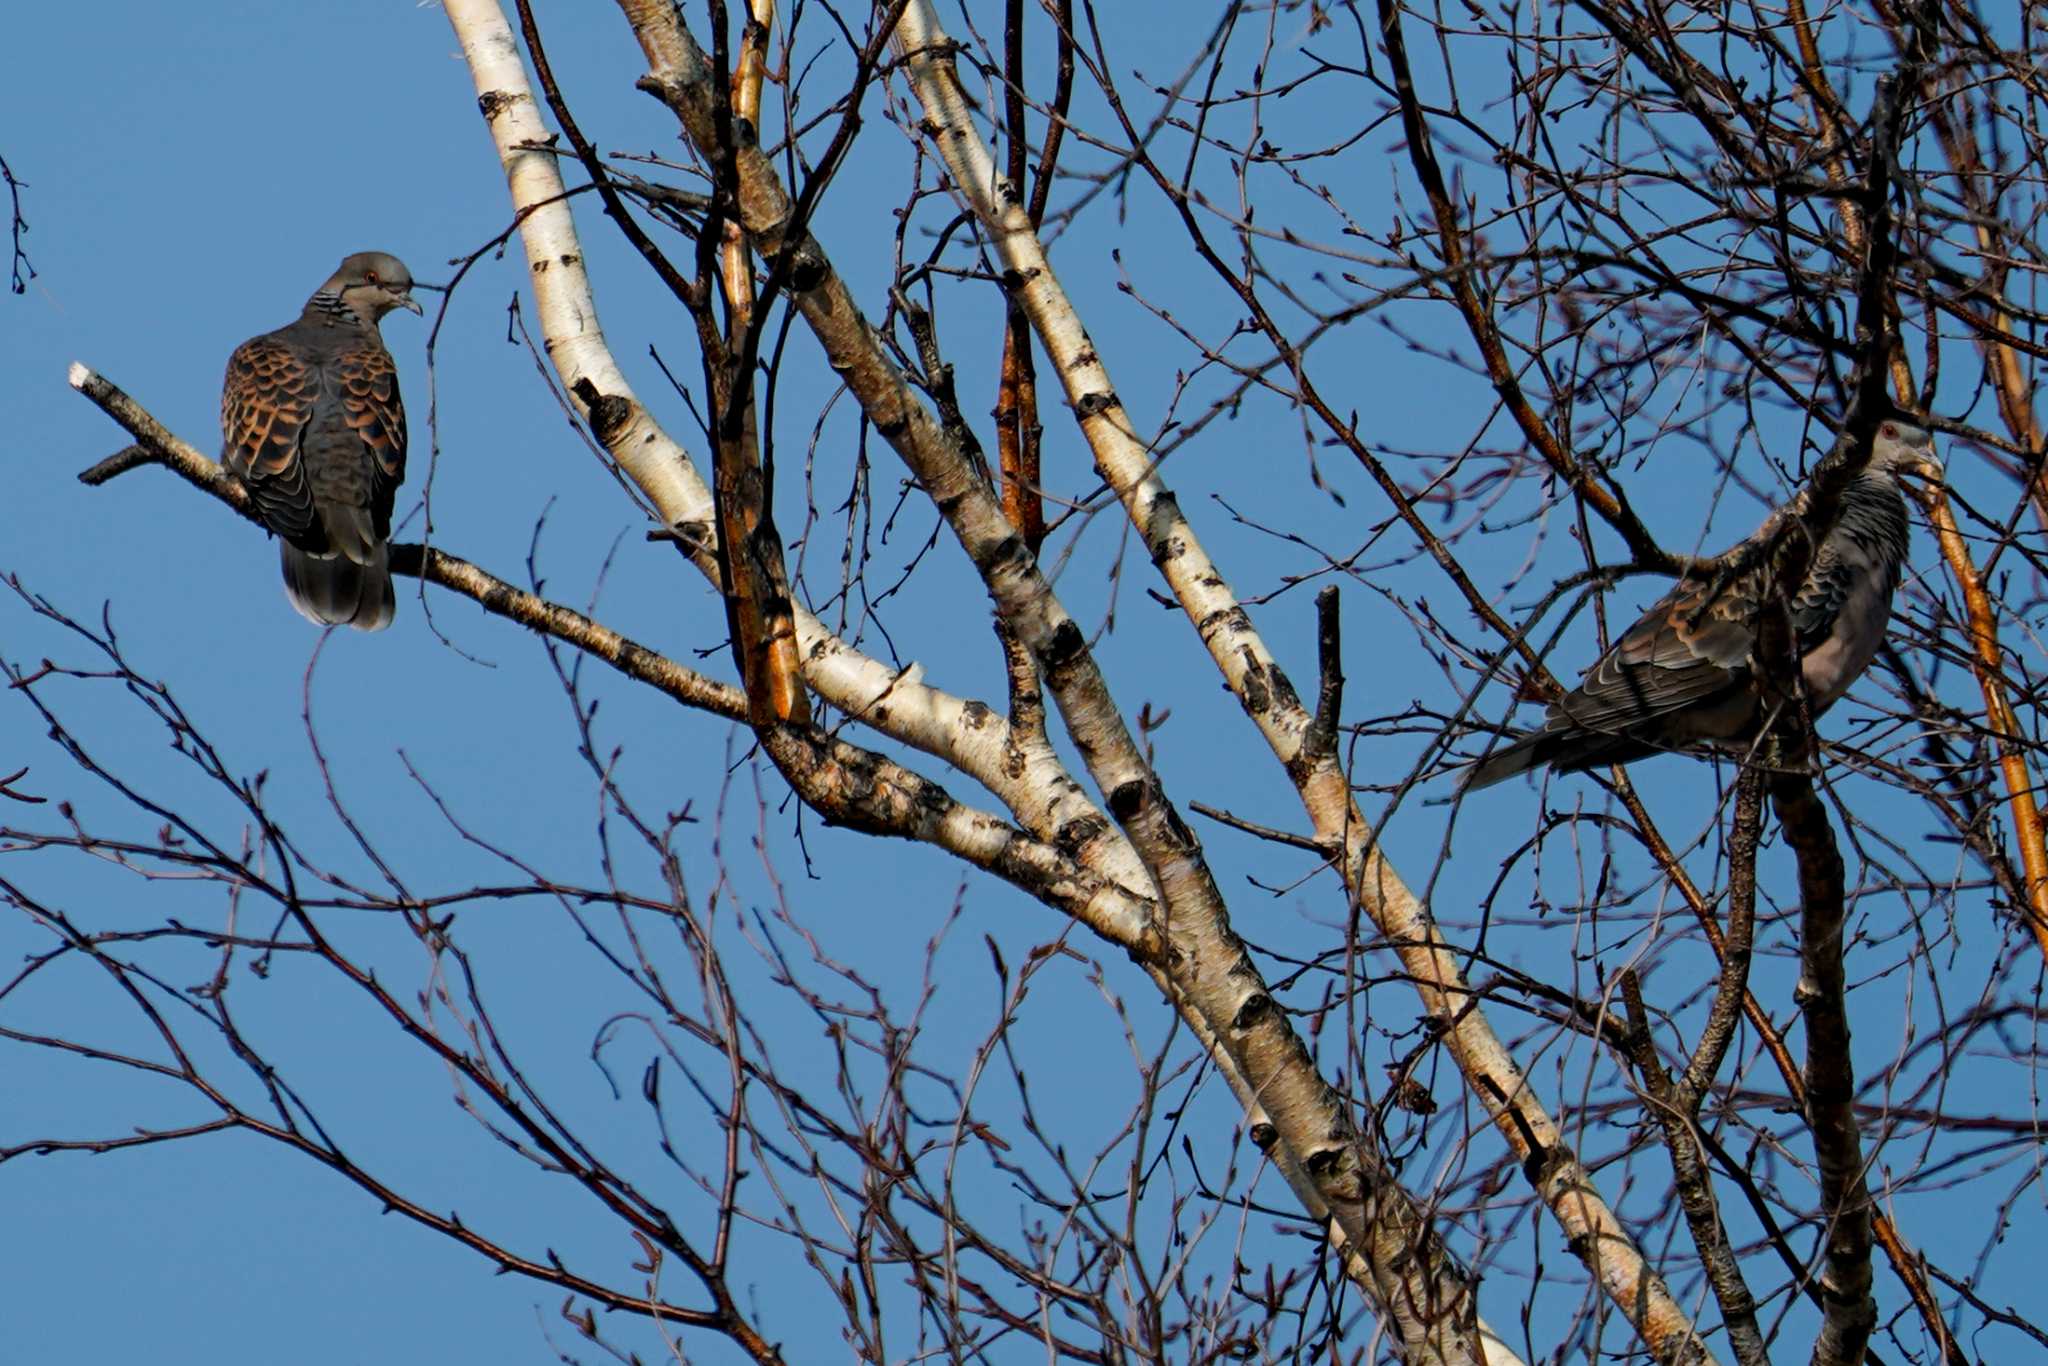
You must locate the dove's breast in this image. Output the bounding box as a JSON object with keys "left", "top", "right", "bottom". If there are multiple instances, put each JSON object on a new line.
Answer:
{"left": 1798, "top": 479, "right": 1910, "bottom": 713}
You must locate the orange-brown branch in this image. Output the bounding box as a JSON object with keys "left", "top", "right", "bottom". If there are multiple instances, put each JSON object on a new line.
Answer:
{"left": 709, "top": 0, "right": 808, "bottom": 728}
{"left": 1922, "top": 487, "right": 2048, "bottom": 956}
{"left": 995, "top": 314, "right": 1045, "bottom": 553}
{"left": 994, "top": 0, "right": 1046, "bottom": 556}
{"left": 711, "top": 406, "right": 811, "bottom": 728}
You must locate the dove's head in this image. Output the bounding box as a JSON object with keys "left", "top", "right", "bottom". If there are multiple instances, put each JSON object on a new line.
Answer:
{"left": 1870, "top": 417, "right": 1942, "bottom": 482}
{"left": 324, "top": 252, "right": 424, "bottom": 322}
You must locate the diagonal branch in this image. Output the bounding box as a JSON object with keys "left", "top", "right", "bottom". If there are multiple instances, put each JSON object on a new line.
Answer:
{"left": 1620, "top": 768, "right": 1768, "bottom": 1366}
{"left": 61, "top": 364, "right": 1156, "bottom": 951}
{"left": 1919, "top": 486, "right": 2048, "bottom": 957}
{"left": 890, "top": 4, "right": 1702, "bottom": 1359}
{"left": 441, "top": 0, "right": 1156, "bottom": 950}
{"left": 614, "top": 3, "right": 1512, "bottom": 1359}
{"left": 1376, "top": 0, "right": 1668, "bottom": 570}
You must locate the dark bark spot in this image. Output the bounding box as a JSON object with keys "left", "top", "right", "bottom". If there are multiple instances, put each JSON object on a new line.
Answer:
{"left": 1074, "top": 390, "right": 1120, "bottom": 417}
{"left": 1521, "top": 1143, "right": 1564, "bottom": 1187}
{"left": 477, "top": 90, "right": 514, "bottom": 120}
{"left": 779, "top": 242, "right": 828, "bottom": 292}
{"left": 1054, "top": 813, "right": 1109, "bottom": 855}
{"left": 987, "top": 533, "right": 1029, "bottom": 574}
{"left": 1142, "top": 493, "right": 1184, "bottom": 564}
{"left": 1107, "top": 779, "right": 1146, "bottom": 822}
{"left": 1038, "top": 619, "right": 1087, "bottom": 671}
{"left": 1248, "top": 1122, "right": 1278, "bottom": 1151}
{"left": 665, "top": 520, "right": 712, "bottom": 555}
{"left": 1267, "top": 663, "right": 1301, "bottom": 713}
{"left": 1232, "top": 993, "right": 1271, "bottom": 1029}
{"left": 1303, "top": 1148, "right": 1342, "bottom": 1177}
{"left": 570, "top": 379, "right": 633, "bottom": 446}
{"left": 961, "top": 700, "right": 993, "bottom": 729}
{"left": 1240, "top": 658, "right": 1272, "bottom": 716}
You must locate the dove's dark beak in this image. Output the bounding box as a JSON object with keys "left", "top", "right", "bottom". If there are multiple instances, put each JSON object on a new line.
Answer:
{"left": 399, "top": 296, "right": 424, "bottom": 316}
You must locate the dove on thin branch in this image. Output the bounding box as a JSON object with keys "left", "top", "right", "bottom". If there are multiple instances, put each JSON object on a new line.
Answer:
{"left": 220, "top": 252, "right": 421, "bottom": 630}
{"left": 1465, "top": 419, "right": 1939, "bottom": 789}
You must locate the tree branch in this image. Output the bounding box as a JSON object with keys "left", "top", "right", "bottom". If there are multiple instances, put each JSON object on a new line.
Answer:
{"left": 618, "top": 3, "right": 1515, "bottom": 1357}
{"left": 441, "top": 0, "right": 1156, "bottom": 950}
{"left": 62, "top": 365, "right": 1155, "bottom": 951}
{"left": 1771, "top": 766, "right": 1874, "bottom": 1366}
{"left": 891, "top": 5, "right": 1693, "bottom": 1358}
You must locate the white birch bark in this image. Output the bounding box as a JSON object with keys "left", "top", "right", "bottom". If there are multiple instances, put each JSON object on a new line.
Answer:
{"left": 63, "top": 362, "right": 1162, "bottom": 944}
{"left": 438, "top": 0, "right": 1153, "bottom": 953}
{"left": 607, "top": 4, "right": 1522, "bottom": 1360}
{"left": 888, "top": 3, "right": 1707, "bottom": 1360}
{"left": 445, "top": 0, "right": 707, "bottom": 527}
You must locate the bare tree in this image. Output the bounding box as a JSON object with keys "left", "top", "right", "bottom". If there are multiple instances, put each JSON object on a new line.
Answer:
{"left": 10, "top": 1, "right": 2048, "bottom": 1362}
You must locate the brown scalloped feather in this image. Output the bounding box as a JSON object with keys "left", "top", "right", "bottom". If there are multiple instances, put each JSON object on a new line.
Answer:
{"left": 220, "top": 336, "right": 320, "bottom": 544}
{"left": 336, "top": 341, "right": 407, "bottom": 495}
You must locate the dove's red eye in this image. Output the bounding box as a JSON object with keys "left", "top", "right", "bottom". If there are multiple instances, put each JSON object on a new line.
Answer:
{"left": 1882, "top": 422, "right": 1897, "bottom": 438}
{"left": 364, "top": 270, "right": 380, "bottom": 284}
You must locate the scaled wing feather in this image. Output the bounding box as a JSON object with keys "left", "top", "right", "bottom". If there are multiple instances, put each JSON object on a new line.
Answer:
{"left": 221, "top": 336, "right": 320, "bottom": 545}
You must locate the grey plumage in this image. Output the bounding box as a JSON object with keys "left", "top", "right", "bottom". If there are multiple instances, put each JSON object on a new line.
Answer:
{"left": 221, "top": 252, "right": 421, "bottom": 630}
{"left": 1464, "top": 421, "right": 1938, "bottom": 790}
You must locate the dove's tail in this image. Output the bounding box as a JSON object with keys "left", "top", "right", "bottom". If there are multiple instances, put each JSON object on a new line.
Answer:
{"left": 281, "top": 540, "right": 396, "bottom": 631}
{"left": 1460, "top": 726, "right": 1662, "bottom": 791}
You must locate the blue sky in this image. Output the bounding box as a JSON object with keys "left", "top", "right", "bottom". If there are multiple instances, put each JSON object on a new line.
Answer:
{"left": 3, "top": 2, "right": 2040, "bottom": 1362}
